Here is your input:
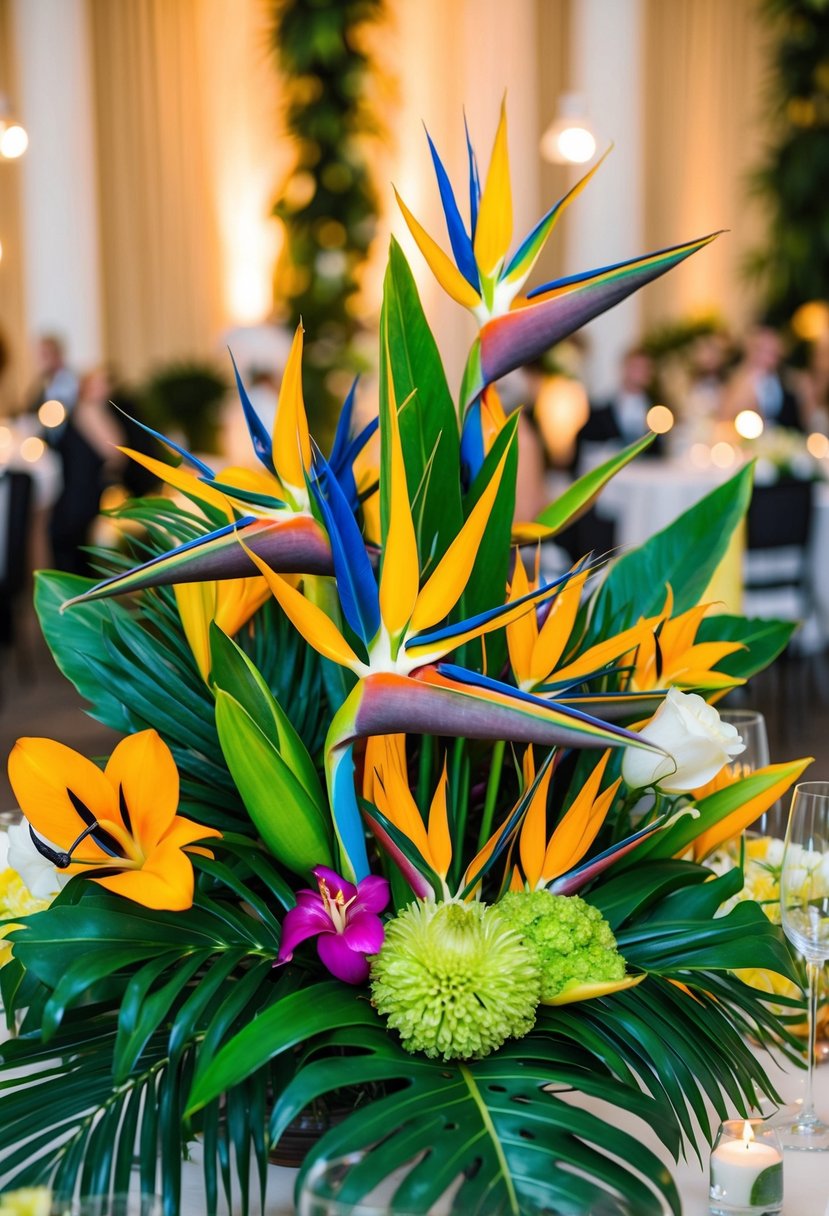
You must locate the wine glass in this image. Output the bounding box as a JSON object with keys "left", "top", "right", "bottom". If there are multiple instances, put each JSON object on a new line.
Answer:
{"left": 778, "top": 781, "right": 829, "bottom": 1150}
{"left": 719, "top": 709, "right": 783, "bottom": 836}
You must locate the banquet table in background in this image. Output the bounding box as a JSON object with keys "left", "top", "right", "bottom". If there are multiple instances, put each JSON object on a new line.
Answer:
{"left": 567, "top": 456, "right": 829, "bottom": 640}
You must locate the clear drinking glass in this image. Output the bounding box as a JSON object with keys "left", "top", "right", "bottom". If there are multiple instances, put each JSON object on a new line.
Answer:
{"left": 719, "top": 710, "right": 782, "bottom": 836}
{"left": 778, "top": 781, "right": 829, "bottom": 1150}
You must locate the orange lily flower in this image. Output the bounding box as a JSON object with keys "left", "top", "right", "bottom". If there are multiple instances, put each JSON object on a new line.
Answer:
{"left": 7, "top": 730, "right": 220, "bottom": 911}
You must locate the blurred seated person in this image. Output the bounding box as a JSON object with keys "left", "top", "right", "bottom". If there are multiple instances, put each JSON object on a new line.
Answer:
{"left": 24, "top": 332, "right": 79, "bottom": 417}
{"left": 684, "top": 330, "right": 733, "bottom": 420}
{"left": 49, "top": 365, "right": 126, "bottom": 576}
{"left": 574, "top": 346, "right": 663, "bottom": 469}
{"left": 722, "top": 322, "right": 806, "bottom": 432}
{"left": 796, "top": 333, "right": 829, "bottom": 435}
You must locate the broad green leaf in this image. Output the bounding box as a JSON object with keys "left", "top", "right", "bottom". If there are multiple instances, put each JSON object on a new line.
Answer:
{"left": 638, "top": 757, "right": 812, "bottom": 861}
{"left": 186, "top": 983, "right": 375, "bottom": 1115}
{"left": 535, "top": 432, "right": 655, "bottom": 535}
{"left": 214, "top": 689, "right": 333, "bottom": 876}
{"left": 209, "top": 624, "right": 324, "bottom": 809}
{"left": 696, "top": 613, "right": 796, "bottom": 683}
{"left": 588, "top": 463, "right": 754, "bottom": 635}
{"left": 379, "top": 238, "right": 464, "bottom": 567}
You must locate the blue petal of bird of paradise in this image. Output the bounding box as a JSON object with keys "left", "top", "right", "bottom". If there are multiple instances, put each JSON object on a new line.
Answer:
{"left": 327, "top": 736, "right": 372, "bottom": 884}
{"left": 424, "top": 126, "right": 479, "bottom": 290}
{"left": 464, "top": 232, "right": 721, "bottom": 405}
{"left": 460, "top": 398, "right": 486, "bottom": 488}
{"left": 464, "top": 111, "right": 481, "bottom": 239}
{"left": 111, "top": 404, "right": 216, "bottom": 479}
{"left": 310, "top": 451, "right": 380, "bottom": 647}
{"left": 61, "top": 514, "right": 333, "bottom": 608}
{"left": 549, "top": 811, "right": 678, "bottom": 895}
{"left": 327, "top": 379, "right": 379, "bottom": 510}
{"left": 405, "top": 556, "right": 596, "bottom": 656}
{"left": 228, "top": 349, "right": 276, "bottom": 475}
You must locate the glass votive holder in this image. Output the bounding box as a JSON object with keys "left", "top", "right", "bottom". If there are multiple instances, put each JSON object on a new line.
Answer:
{"left": 709, "top": 1119, "right": 783, "bottom": 1215}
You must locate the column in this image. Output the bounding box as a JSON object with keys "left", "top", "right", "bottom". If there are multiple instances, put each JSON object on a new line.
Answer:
{"left": 11, "top": 0, "right": 103, "bottom": 370}
{"left": 566, "top": 0, "right": 645, "bottom": 398}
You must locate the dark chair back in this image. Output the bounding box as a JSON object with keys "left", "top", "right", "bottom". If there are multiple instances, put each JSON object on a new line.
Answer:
{"left": 746, "top": 479, "right": 813, "bottom": 552}
{"left": 0, "top": 469, "right": 34, "bottom": 646}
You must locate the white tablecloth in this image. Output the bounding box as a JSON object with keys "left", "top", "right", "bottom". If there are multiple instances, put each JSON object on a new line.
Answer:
{"left": 174, "top": 1048, "right": 829, "bottom": 1214}
{"left": 582, "top": 458, "right": 829, "bottom": 636}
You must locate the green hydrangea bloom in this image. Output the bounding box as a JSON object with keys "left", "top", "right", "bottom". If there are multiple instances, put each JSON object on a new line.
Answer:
{"left": 498, "top": 890, "right": 625, "bottom": 1001}
{"left": 370, "top": 900, "right": 541, "bottom": 1061}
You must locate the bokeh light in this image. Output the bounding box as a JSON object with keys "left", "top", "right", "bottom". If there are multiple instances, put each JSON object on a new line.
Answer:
{"left": 0, "top": 124, "right": 28, "bottom": 159}
{"left": 807, "top": 431, "right": 829, "bottom": 459}
{"left": 710, "top": 441, "right": 736, "bottom": 469}
{"left": 38, "top": 399, "right": 66, "bottom": 428}
{"left": 646, "top": 404, "right": 674, "bottom": 434}
{"left": 20, "top": 436, "right": 45, "bottom": 463}
{"left": 734, "top": 409, "right": 764, "bottom": 440}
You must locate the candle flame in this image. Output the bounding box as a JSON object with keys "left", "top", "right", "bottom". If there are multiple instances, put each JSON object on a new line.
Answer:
{"left": 742, "top": 1121, "right": 755, "bottom": 1148}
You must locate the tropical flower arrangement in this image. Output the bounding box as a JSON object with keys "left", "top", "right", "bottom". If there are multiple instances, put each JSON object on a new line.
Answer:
{"left": 0, "top": 107, "right": 814, "bottom": 1216}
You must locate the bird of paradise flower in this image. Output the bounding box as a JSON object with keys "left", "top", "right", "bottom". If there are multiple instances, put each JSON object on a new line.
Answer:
{"left": 395, "top": 100, "right": 720, "bottom": 413}
{"left": 63, "top": 324, "right": 377, "bottom": 608}
{"left": 243, "top": 355, "right": 662, "bottom": 883}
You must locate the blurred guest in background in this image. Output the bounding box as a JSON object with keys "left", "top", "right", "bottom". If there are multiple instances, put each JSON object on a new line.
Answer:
{"left": 684, "top": 331, "right": 733, "bottom": 420}
{"left": 722, "top": 321, "right": 806, "bottom": 432}
{"left": 797, "top": 335, "right": 829, "bottom": 435}
{"left": 49, "top": 365, "right": 125, "bottom": 575}
{"left": 574, "top": 346, "right": 662, "bottom": 467}
{"left": 24, "top": 333, "right": 79, "bottom": 417}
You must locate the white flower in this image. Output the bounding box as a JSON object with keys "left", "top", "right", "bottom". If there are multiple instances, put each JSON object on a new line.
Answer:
{"left": 7, "top": 820, "right": 69, "bottom": 900}
{"left": 621, "top": 688, "right": 745, "bottom": 793}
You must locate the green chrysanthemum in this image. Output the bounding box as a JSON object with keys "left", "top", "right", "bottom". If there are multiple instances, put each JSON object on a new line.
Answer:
{"left": 498, "top": 889, "right": 625, "bottom": 1002}
{"left": 369, "top": 900, "right": 541, "bottom": 1061}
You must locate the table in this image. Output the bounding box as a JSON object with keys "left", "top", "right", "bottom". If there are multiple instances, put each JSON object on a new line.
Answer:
{"left": 576, "top": 456, "right": 829, "bottom": 638}
{"left": 174, "top": 1045, "right": 829, "bottom": 1214}
{"left": 1, "top": 1017, "right": 826, "bottom": 1213}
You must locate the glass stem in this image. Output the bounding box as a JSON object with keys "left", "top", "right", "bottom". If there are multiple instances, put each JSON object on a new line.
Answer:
{"left": 803, "top": 959, "right": 820, "bottom": 1122}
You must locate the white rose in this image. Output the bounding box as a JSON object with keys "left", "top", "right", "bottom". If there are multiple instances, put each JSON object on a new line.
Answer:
{"left": 7, "top": 820, "right": 69, "bottom": 900}
{"left": 622, "top": 688, "right": 745, "bottom": 793}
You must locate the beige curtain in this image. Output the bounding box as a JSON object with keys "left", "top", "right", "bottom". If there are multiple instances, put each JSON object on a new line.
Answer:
{"left": 643, "top": 0, "right": 771, "bottom": 333}
{"left": 88, "top": 0, "right": 285, "bottom": 383}
{"left": 0, "top": 0, "right": 27, "bottom": 410}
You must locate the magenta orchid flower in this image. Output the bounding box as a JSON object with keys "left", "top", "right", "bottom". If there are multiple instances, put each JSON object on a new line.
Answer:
{"left": 278, "top": 865, "right": 390, "bottom": 985}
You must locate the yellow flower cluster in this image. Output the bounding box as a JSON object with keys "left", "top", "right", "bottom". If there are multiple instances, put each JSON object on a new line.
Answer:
{"left": 0, "top": 865, "right": 50, "bottom": 968}
{"left": 707, "top": 836, "right": 829, "bottom": 1033}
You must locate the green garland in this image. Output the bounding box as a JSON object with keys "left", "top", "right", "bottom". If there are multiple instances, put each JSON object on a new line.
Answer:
{"left": 270, "top": 0, "right": 383, "bottom": 443}
{"left": 747, "top": 0, "right": 829, "bottom": 323}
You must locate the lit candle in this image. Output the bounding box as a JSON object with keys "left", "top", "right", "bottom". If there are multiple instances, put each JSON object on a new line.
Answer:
{"left": 709, "top": 1120, "right": 783, "bottom": 1212}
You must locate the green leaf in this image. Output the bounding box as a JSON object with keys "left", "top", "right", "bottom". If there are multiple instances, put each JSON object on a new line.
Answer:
{"left": 749, "top": 1162, "right": 783, "bottom": 1207}
{"left": 379, "top": 237, "right": 464, "bottom": 568}
{"left": 535, "top": 433, "right": 655, "bottom": 535}
{"left": 266, "top": 1024, "right": 680, "bottom": 1216}
{"left": 214, "top": 689, "right": 333, "bottom": 876}
{"left": 209, "top": 624, "right": 325, "bottom": 809}
{"left": 587, "top": 463, "right": 754, "bottom": 634}
{"left": 696, "top": 613, "right": 796, "bottom": 682}
{"left": 455, "top": 411, "right": 519, "bottom": 671}
{"left": 637, "top": 758, "right": 812, "bottom": 861}
{"left": 186, "top": 982, "right": 376, "bottom": 1115}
